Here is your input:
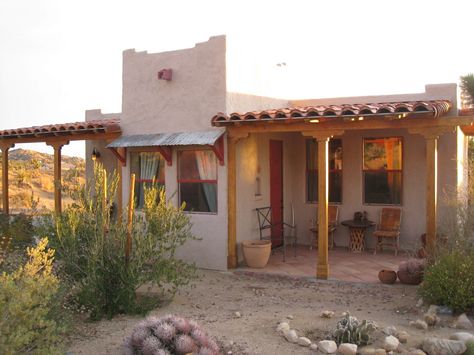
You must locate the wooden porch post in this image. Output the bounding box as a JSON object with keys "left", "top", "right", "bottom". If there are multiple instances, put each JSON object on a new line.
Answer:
{"left": 47, "top": 141, "right": 69, "bottom": 215}
{"left": 117, "top": 156, "right": 123, "bottom": 222}
{"left": 303, "top": 130, "right": 343, "bottom": 280}
{"left": 227, "top": 133, "right": 248, "bottom": 269}
{"left": 425, "top": 136, "right": 437, "bottom": 252}
{"left": 1, "top": 143, "right": 14, "bottom": 214}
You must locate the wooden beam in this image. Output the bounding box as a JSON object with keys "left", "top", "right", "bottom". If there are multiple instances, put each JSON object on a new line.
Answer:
{"left": 227, "top": 116, "right": 474, "bottom": 136}
{"left": 425, "top": 136, "right": 437, "bottom": 252}
{"left": 108, "top": 147, "right": 127, "bottom": 166}
{"left": 1, "top": 143, "right": 14, "bottom": 214}
{"left": 210, "top": 135, "right": 225, "bottom": 166}
{"left": 47, "top": 141, "right": 69, "bottom": 215}
{"left": 0, "top": 132, "right": 120, "bottom": 145}
{"left": 116, "top": 157, "right": 123, "bottom": 222}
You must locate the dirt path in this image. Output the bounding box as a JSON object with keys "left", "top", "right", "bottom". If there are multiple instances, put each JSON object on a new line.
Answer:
{"left": 67, "top": 270, "right": 460, "bottom": 355}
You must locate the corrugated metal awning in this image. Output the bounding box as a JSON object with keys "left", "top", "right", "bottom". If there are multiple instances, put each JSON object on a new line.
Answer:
{"left": 107, "top": 129, "right": 225, "bottom": 148}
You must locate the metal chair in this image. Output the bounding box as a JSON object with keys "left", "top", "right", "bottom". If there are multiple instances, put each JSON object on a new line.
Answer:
{"left": 255, "top": 205, "right": 297, "bottom": 262}
{"left": 310, "top": 205, "right": 339, "bottom": 250}
{"left": 373, "top": 207, "right": 402, "bottom": 255}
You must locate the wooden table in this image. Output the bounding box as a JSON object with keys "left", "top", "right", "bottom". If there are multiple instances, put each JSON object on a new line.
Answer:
{"left": 341, "top": 219, "right": 375, "bottom": 252}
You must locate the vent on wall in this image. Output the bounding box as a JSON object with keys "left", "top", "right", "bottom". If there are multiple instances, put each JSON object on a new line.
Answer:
{"left": 158, "top": 68, "right": 172, "bottom": 81}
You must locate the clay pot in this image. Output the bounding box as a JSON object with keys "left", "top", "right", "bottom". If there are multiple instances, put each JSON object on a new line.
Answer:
{"left": 397, "top": 270, "right": 423, "bottom": 285}
{"left": 242, "top": 240, "right": 272, "bottom": 268}
{"left": 378, "top": 269, "right": 397, "bottom": 284}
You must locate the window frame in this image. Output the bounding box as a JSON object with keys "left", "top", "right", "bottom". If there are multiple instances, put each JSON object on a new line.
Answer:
{"left": 177, "top": 147, "right": 218, "bottom": 215}
{"left": 129, "top": 149, "right": 166, "bottom": 209}
{"left": 305, "top": 138, "right": 343, "bottom": 204}
{"left": 362, "top": 136, "right": 403, "bottom": 206}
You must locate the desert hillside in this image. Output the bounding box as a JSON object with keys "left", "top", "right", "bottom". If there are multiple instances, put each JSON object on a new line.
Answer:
{"left": 0, "top": 148, "right": 85, "bottom": 213}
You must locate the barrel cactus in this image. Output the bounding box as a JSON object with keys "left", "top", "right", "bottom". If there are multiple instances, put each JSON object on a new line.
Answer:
{"left": 123, "top": 315, "right": 220, "bottom": 355}
{"left": 333, "top": 313, "right": 376, "bottom": 346}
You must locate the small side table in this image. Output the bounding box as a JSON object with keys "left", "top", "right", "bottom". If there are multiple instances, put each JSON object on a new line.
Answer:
{"left": 341, "top": 220, "right": 375, "bottom": 252}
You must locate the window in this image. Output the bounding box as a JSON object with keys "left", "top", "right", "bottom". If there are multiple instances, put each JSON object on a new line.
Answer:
{"left": 363, "top": 137, "right": 402, "bottom": 205}
{"left": 178, "top": 150, "right": 217, "bottom": 213}
{"left": 306, "top": 139, "right": 343, "bottom": 203}
{"left": 130, "top": 152, "right": 165, "bottom": 208}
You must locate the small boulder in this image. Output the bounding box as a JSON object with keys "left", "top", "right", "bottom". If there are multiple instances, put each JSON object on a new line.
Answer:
{"left": 424, "top": 313, "right": 440, "bottom": 327}
{"left": 338, "top": 343, "right": 357, "bottom": 355}
{"left": 284, "top": 329, "right": 298, "bottom": 343}
{"left": 374, "top": 349, "right": 386, "bottom": 355}
{"left": 449, "top": 332, "right": 474, "bottom": 343}
{"left": 321, "top": 310, "right": 335, "bottom": 318}
{"left": 233, "top": 311, "right": 241, "bottom": 318}
{"left": 358, "top": 347, "right": 376, "bottom": 355}
{"left": 454, "top": 313, "right": 473, "bottom": 330}
{"left": 384, "top": 335, "right": 399, "bottom": 351}
{"left": 310, "top": 343, "right": 318, "bottom": 351}
{"left": 422, "top": 337, "right": 466, "bottom": 355}
{"left": 318, "top": 340, "right": 338, "bottom": 354}
{"left": 408, "top": 349, "right": 427, "bottom": 355}
{"left": 298, "top": 337, "right": 312, "bottom": 347}
{"left": 287, "top": 315, "right": 294, "bottom": 320}
{"left": 396, "top": 331, "right": 410, "bottom": 344}
{"left": 410, "top": 319, "right": 428, "bottom": 330}
{"left": 383, "top": 326, "right": 397, "bottom": 336}
{"left": 276, "top": 322, "right": 290, "bottom": 334}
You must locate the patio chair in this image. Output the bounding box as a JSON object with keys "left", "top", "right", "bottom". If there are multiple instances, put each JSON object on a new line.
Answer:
{"left": 255, "top": 205, "right": 297, "bottom": 262}
{"left": 373, "top": 207, "right": 402, "bottom": 255}
{"left": 310, "top": 205, "right": 339, "bottom": 250}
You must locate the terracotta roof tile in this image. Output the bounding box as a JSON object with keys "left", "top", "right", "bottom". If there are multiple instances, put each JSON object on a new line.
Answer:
{"left": 212, "top": 100, "right": 451, "bottom": 125}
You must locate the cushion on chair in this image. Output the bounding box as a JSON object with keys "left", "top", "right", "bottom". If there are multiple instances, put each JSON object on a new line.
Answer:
{"left": 373, "top": 230, "right": 399, "bottom": 238}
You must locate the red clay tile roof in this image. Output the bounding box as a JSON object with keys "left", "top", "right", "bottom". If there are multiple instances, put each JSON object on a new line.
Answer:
{"left": 0, "top": 119, "right": 121, "bottom": 140}
{"left": 212, "top": 100, "right": 451, "bottom": 126}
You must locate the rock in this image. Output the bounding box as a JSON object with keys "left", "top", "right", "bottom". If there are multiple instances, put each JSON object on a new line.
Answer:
{"left": 284, "top": 329, "right": 298, "bottom": 343}
{"left": 427, "top": 305, "right": 439, "bottom": 314}
{"left": 416, "top": 298, "right": 424, "bottom": 308}
{"left": 321, "top": 310, "right": 335, "bottom": 318}
{"left": 276, "top": 322, "right": 290, "bottom": 334}
{"left": 318, "top": 340, "right": 338, "bottom": 354}
{"left": 233, "top": 311, "right": 241, "bottom": 318}
{"left": 410, "top": 320, "right": 428, "bottom": 330}
{"left": 449, "top": 332, "right": 474, "bottom": 343}
{"left": 424, "top": 313, "right": 440, "bottom": 327}
{"left": 358, "top": 347, "right": 377, "bottom": 355}
{"left": 287, "top": 315, "right": 294, "bottom": 320}
{"left": 437, "top": 306, "right": 453, "bottom": 315}
{"left": 338, "top": 343, "right": 357, "bottom": 355}
{"left": 310, "top": 343, "right": 318, "bottom": 351}
{"left": 298, "top": 337, "right": 312, "bottom": 347}
{"left": 383, "top": 326, "right": 398, "bottom": 336}
{"left": 396, "top": 331, "right": 410, "bottom": 344}
{"left": 407, "top": 350, "right": 426, "bottom": 355}
{"left": 454, "top": 313, "right": 473, "bottom": 330}
{"left": 374, "top": 349, "right": 386, "bottom": 355}
{"left": 422, "top": 337, "right": 466, "bottom": 355}
{"left": 384, "top": 336, "right": 399, "bottom": 351}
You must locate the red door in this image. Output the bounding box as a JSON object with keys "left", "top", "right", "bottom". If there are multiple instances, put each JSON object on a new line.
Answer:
{"left": 269, "top": 140, "right": 283, "bottom": 248}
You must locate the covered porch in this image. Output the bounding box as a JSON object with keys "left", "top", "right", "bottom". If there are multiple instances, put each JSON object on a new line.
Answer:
{"left": 214, "top": 98, "right": 474, "bottom": 280}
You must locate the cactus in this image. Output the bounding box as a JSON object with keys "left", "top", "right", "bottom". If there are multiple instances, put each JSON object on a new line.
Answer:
{"left": 333, "top": 313, "right": 376, "bottom": 346}
{"left": 123, "top": 315, "right": 220, "bottom": 355}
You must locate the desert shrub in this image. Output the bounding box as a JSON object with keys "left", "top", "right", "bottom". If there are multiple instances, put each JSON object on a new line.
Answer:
{"left": 0, "top": 238, "right": 64, "bottom": 354}
{"left": 123, "top": 315, "right": 219, "bottom": 355}
{"left": 465, "top": 340, "right": 474, "bottom": 355}
{"left": 44, "top": 162, "right": 197, "bottom": 319}
{"left": 0, "top": 212, "right": 36, "bottom": 248}
{"left": 419, "top": 250, "right": 474, "bottom": 312}
{"left": 333, "top": 313, "right": 376, "bottom": 346}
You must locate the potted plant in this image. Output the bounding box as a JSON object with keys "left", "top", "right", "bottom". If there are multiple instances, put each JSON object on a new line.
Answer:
{"left": 242, "top": 240, "right": 272, "bottom": 268}
{"left": 397, "top": 258, "right": 426, "bottom": 285}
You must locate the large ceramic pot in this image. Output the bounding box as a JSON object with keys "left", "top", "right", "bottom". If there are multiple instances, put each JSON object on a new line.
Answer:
{"left": 242, "top": 240, "right": 272, "bottom": 268}
{"left": 378, "top": 269, "right": 397, "bottom": 284}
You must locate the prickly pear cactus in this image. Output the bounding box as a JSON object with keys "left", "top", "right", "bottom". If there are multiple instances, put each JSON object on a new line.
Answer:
{"left": 333, "top": 313, "right": 376, "bottom": 346}
{"left": 123, "top": 315, "right": 220, "bottom": 355}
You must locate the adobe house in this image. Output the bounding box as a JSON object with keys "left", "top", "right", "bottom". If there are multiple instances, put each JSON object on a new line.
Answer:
{"left": 2, "top": 35, "right": 473, "bottom": 279}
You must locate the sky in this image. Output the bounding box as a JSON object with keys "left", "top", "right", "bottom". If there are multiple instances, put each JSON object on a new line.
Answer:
{"left": 1, "top": 0, "right": 473, "bottom": 157}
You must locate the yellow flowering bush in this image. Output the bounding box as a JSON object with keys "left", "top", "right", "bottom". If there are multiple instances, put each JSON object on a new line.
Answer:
{"left": 0, "top": 238, "right": 63, "bottom": 354}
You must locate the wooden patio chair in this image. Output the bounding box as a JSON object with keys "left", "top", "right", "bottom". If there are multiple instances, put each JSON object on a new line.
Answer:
{"left": 256, "top": 205, "right": 297, "bottom": 262}
{"left": 373, "top": 207, "right": 402, "bottom": 255}
{"left": 310, "top": 205, "right": 339, "bottom": 250}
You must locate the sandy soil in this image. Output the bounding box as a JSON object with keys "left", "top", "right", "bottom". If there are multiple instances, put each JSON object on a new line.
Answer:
{"left": 67, "top": 270, "right": 464, "bottom": 355}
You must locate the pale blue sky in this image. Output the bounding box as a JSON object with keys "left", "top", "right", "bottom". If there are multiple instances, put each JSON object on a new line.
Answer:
{"left": 1, "top": 0, "right": 473, "bottom": 157}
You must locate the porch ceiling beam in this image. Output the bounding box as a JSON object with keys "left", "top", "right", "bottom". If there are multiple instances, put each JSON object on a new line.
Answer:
{"left": 227, "top": 116, "right": 474, "bottom": 135}
{"left": 0, "top": 132, "right": 120, "bottom": 145}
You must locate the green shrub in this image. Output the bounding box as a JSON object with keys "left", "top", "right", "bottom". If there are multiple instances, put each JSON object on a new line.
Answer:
{"left": 0, "top": 238, "right": 64, "bottom": 354}
{"left": 45, "top": 162, "right": 197, "bottom": 320}
{"left": 419, "top": 250, "right": 474, "bottom": 312}
{"left": 465, "top": 340, "right": 474, "bottom": 355}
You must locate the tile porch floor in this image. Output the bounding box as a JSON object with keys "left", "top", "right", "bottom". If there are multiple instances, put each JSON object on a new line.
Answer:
{"left": 239, "top": 245, "right": 409, "bottom": 283}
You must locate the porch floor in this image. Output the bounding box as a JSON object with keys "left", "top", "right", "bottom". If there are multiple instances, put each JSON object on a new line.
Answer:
{"left": 239, "top": 245, "right": 409, "bottom": 283}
